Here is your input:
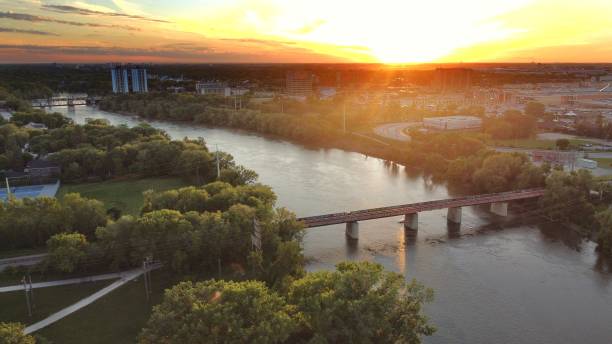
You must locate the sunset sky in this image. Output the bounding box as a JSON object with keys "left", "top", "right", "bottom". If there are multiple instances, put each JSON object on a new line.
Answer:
{"left": 1, "top": 0, "right": 611, "bottom": 63}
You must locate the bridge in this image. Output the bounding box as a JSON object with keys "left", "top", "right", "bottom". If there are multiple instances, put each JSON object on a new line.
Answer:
{"left": 298, "top": 188, "right": 546, "bottom": 239}
{"left": 31, "top": 96, "right": 102, "bottom": 108}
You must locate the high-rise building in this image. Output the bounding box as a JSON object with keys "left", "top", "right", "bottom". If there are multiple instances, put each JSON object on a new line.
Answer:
{"left": 433, "top": 68, "right": 473, "bottom": 92}
{"left": 286, "top": 71, "right": 313, "bottom": 98}
{"left": 110, "top": 64, "right": 148, "bottom": 94}
{"left": 131, "top": 68, "right": 148, "bottom": 93}
{"left": 110, "top": 65, "right": 129, "bottom": 94}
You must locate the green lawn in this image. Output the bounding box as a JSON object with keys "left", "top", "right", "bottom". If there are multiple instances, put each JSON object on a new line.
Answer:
{"left": 491, "top": 138, "right": 600, "bottom": 150}
{"left": 593, "top": 158, "right": 612, "bottom": 169}
{"left": 0, "top": 281, "right": 111, "bottom": 325}
{"left": 58, "top": 177, "right": 189, "bottom": 215}
{"left": 37, "top": 269, "right": 182, "bottom": 344}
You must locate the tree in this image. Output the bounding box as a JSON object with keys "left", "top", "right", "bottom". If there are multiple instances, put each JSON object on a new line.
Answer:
{"left": 556, "top": 138, "right": 570, "bottom": 150}
{"left": 45, "top": 232, "right": 89, "bottom": 273}
{"left": 62, "top": 193, "right": 107, "bottom": 238}
{"left": 287, "top": 261, "right": 435, "bottom": 343}
{"left": 177, "top": 149, "right": 212, "bottom": 185}
{"left": 596, "top": 208, "right": 612, "bottom": 256}
{"left": 0, "top": 322, "right": 35, "bottom": 344}
{"left": 539, "top": 170, "right": 595, "bottom": 227}
{"left": 139, "top": 280, "right": 296, "bottom": 344}
{"left": 524, "top": 102, "right": 546, "bottom": 118}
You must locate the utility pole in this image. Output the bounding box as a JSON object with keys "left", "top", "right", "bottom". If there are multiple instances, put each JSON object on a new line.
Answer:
{"left": 22, "top": 277, "right": 32, "bottom": 317}
{"left": 343, "top": 102, "right": 347, "bottom": 134}
{"left": 146, "top": 257, "right": 152, "bottom": 297}
{"left": 28, "top": 274, "right": 34, "bottom": 310}
{"left": 215, "top": 145, "right": 221, "bottom": 180}
{"left": 142, "top": 259, "right": 150, "bottom": 301}
{"left": 5, "top": 177, "right": 10, "bottom": 198}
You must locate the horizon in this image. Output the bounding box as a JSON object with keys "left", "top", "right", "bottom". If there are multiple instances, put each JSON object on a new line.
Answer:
{"left": 1, "top": 0, "right": 612, "bottom": 64}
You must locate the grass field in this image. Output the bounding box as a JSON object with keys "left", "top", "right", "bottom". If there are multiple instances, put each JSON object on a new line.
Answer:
{"left": 0, "top": 281, "right": 111, "bottom": 326}
{"left": 37, "top": 269, "right": 182, "bottom": 344}
{"left": 593, "top": 158, "right": 612, "bottom": 169}
{"left": 491, "top": 138, "right": 601, "bottom": 150}
{"left": 58, "top": 177, "right": 189, "bottom": 215}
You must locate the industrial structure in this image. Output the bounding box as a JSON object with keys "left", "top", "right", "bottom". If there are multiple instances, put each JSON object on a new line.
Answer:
{"left": 423, "top": 115, "right": 482, "bottom": 131}
{"left": 433, "top": 68, "right": 473, "bottom": 92}
{"left": 196, "top": 82, "right": 249, "bottom": 97}
{"left": 110, "top": 64, "right": 148, "bottom": 94}
{"left": 286, "top": 71, "right": 313, "bottom": 99}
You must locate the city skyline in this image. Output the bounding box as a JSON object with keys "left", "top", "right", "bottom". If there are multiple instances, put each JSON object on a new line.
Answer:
{"left": 0, "top": 0, "right": 612, "bottom": 64}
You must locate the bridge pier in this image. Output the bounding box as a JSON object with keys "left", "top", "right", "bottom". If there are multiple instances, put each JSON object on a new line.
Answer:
{"left": 447, "top": 207, "right": 462, "bottom": 224}
{"left": 345, "top": 221, "right": 359, "bottom": 240}
{"left": 404, "top": 213, "right": 419, "bottom": 231}
{"left": 490, "top": 202, "right": 508, "bottom": 216}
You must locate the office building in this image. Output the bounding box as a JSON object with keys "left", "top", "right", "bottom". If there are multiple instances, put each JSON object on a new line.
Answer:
{"left": 196, "top": 82, "right": 227, "bottom": 96}
{"left": 433, "top": 68, "right": 473, "bottom": 92}
{"left": 286, "top": 71, "right": 313, "bottom": 98}
{"left": 111, "top": 65, "right": 129, "bottom": 94}
{"left": 131, "top": 68, "right": 148, "bottom": 93}
{"left": 110, "top": 64, "right": 148, "bottom": 94}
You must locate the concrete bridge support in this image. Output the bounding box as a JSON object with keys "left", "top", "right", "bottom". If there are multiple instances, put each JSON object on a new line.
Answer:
{"left": 490, "top": 202, "right": 509, "bottom": 216}
{"left": 447, "top": 207, "right": 462, "bottom": 224}
{"left": 345, "top": 221, "right": 359, "bottom": 240}
{"left": 404, "top": 213, "right": 419, "bottom": 231}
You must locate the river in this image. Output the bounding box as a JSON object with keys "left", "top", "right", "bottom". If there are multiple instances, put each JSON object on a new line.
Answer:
{"left": 51, "top": 106, "right": 612, "bottom": 344}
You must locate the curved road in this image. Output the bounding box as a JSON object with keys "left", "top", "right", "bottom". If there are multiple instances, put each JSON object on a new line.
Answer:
{"left": 373, "top": 122, "right": 418, "bottom": 142}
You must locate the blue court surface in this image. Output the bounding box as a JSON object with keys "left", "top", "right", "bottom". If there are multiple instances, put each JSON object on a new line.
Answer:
{"left": 0, "top": 183, "right": 59, "bottom": 201}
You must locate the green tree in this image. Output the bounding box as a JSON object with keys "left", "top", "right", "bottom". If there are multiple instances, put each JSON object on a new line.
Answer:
{"left": 139, "top": 280, "right": 297, "bottom": 344}
{"left": 45, "top": 232, "right": 89, "bottom": 273}
{"left": 555, "top": 138, "right": 570, "bottom": 150}
{"left": 0, "top": 322, "right": 35, "bottom": 344}
{"left": 524, "top": 102, "right": 546, "bottom": 118}
{"left": 62, "top": 193, "right": 107, "bottom": 238}
{"left": 177, "top": 149, "right": 212, "bottom": 185}
{"left": 287, "top": 261, "right": 435, "bottom": 343}
{"left": 539, "top": 170, "right": 595, "bottom": 227}
{"left": 595, "top": 208, "right": 612, "bottom": 256}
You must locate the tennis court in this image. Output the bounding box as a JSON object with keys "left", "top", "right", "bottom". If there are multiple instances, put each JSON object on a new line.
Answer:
{"left": 0, "top": 182, "right": 60, "bottom": 201}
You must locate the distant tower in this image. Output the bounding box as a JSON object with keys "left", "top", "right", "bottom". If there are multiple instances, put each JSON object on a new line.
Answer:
{"left": 110, "top": 65, "right": 129, "bottom": 94}
{"left": 131, "top": 67, "right": 148, "bottom": 93}
{"left": 110, "top": 64, "right": 148, "bottom": 94}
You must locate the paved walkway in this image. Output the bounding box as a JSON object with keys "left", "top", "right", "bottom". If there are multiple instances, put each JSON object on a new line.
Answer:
{"left": 0, "top": 254, "right": 47, "bottom": 272}
{"left": 23, "top": 264, "right": 161, "bottom": 334}
{"left": 0, "top": 268, "right": 143, "bottom": 293}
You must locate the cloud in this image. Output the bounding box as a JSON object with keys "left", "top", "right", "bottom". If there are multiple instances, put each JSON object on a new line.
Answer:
{"left": 0, "top": 43, "right": 346, "bottom": 63}
{"left": 219, "top": 38, "right": 297, "bottom": 47}
{"left": 0, "top": 26, "right": 58, "bottom": 35}
{"left": 293, "top": 19, "right": 326, "bottom": 35}
{"left": 0, "top": 11, "right": 140, "bottom": 31}
{"left": 41, "top": 4, "right": 170, "bottom": 23}
{"left": 0, "top": 43, "right": 213, "bottom": 58}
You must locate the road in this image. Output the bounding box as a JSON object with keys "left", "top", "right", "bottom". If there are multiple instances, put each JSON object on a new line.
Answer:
{"left": 373, "top": 122, "right": 417, "bottom": 142}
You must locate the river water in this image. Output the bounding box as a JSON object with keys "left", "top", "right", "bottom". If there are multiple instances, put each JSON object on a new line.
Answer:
{"left": 52, "top": 106, "right": 612, "bottom": 344}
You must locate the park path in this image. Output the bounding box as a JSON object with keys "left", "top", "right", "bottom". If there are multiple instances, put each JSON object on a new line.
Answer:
{"left": 23, "top": 264, "right": 161, "bottom": 335}
{"left": 0, "top": 254, "right": 47, "bottom": 272}
{"left": 0, "top": 268, "right": 144, "bottom": 293}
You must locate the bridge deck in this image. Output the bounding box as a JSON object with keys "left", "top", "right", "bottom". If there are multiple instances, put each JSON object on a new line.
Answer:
{"left": 298, "top": 188, "right": 545, "bottom": 228}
